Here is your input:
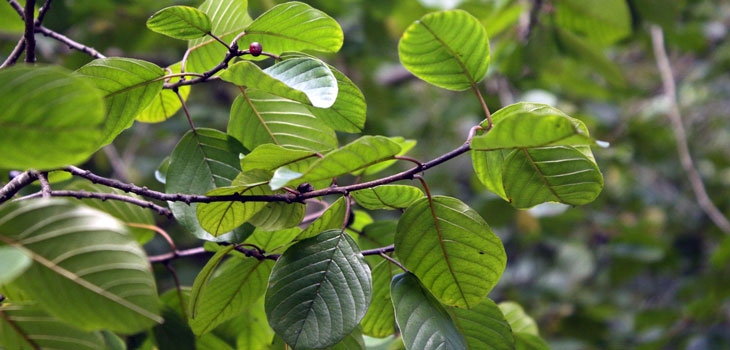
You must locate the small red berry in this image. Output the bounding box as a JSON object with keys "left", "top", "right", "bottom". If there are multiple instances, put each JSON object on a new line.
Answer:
{"left": 249, "top": 42, "right": 262, "bottom": 57}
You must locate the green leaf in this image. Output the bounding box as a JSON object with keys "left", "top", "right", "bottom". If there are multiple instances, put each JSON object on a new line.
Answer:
{"left": 394, "top": 196, "right": 506, "bottom": 308}
{"left": 238, "top": 2, "right": 343, "bottom": 57}
{"left": 470, "top": 102, "right": 600, "bottom": 150}
{"left": 186, "top": 0, "right": 252, "bottom": 73}
{"left": 0, "top": 303, "right": 107, "bottom": 349}
{"left": 361, "top": 138, "right": 417, "bottom": 176}
{"left": 352, "top": 185, "right": 423, "bottom": 210}
{"left": 501, "top": 146, "right": 604, "bottom": 208}
{"left": 390, "top": 272, "right": 467, "bottom": 349}
{"left": 166, "top": 129, "right": 248, "bottom": 241}
{"left": 64, "top": 181, "right": 156, "bottom": 244}
{"left": 265, "top": 229, "right": 371, "bottom": 349}
{"left": 0, "top": 65, "right": 105, "bottom": 170}
{"left": 215, "top": 298, "right": 275, "bottom": 350}
{"left": 228, "top": 90, "right": 338, "bottom": 152}
{"left": 190, "top": 252, "right": 274, "bottom": 335}
{"left": 514, "top": 333, "right": 550, "bottom": 350}
{"left": 221, "top": 58, "right": 338, "bottom": 108}
{"left": 76, "top": 58, "right": 164, "bottom": 145}
{"left": 329, "top": 326, "right": 366, "bottom": 350}
{"left": 554, "top": 0, "right": 632, "bottom": 46}
{"left": 554, "top": 26, "right": 626, "bottom": 87}
{"left": 270, "top": 167, "right": 305, "bottom": 191}
{"left": 449, "top": 298, "right": 514, "bottom": 350}
{"left": 471, "top": 149, "right": 509, "bottom": 199}
{"left": 151, "top": 305, "right": 196, "bottom": 350}
{"left": 0, "top": 199, "right": 161, "bottom": 333}
{"left": 398, "top": 10, "right": 490, "bottom": 91}
{"left": 241, "top": 144, "right": 319, "bottom": 172}
{"left": 245, "top": 227, "right": 301, "bottom": 254}
{"left": 136, "top": 62, "right": 191, "bottom": 123}
{"left": 147, "top": 6, "right": 212, "bottom": 40}
{"left": 297, "top": 197, "right": 347, "bottom": 240}
{"left": 248, "top": 200, "right": 306, "bottom": 231}
{"left": 196, "top": 184, "right": 270, "bottom": 237}
{"left": 361, "top": 260, "right": 397, "bottom": 338}
{"left": 498, "top": 301, "right": 539, "bottom": 335}
{"left": 0, "top": 246, "right": 31, "bottom": 284}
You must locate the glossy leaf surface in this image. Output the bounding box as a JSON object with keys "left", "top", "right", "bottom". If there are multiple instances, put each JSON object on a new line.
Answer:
{"left": 0, "top": 65, "right": 105, "bottom": 169}
{"left": 390, "top": 272, "right": 467, "bottom": 349}
{"left": 146, "top": 6, "right": 212, "bottom": 40}
{"left": 398, "top": 10, "right": 490, "bottom": 91}
{"left": 395, "top": 196, "right": 506, "bottom": 308}
{"left": 0, "top": 199, "right": 161, "bottom": 333}
{"left": 265, "top": 229, "right": 371, "bottom": 349}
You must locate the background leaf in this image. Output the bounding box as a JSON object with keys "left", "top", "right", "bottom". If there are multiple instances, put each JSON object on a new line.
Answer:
{"left": 0, "top": 65, "right": 105, "bottom": 170}
{"left": 398, "top": 10, "right": 490, "bottom": 91}
{"left": 554, "top": 0, "right": 632, "bottom": 46}
{"left": 75, "top": 58, "right": 164, "bottom": 145}
{"left": 238, "top": 2, "right": 343, "bottom": 57}
{"left": 186, "top": 0, "right": 251, "bottom": 73}
{"left": 0, "top": 199, "right": 161, "bottom": 333}
{"left": 136, "top": 61, "right": 191, "bottom": 123}
{"left": 166, "top": 129, "right": 248, "bottom": 241}
{"left": 146, "top": 6, "right": 212, "bottom": 40}
{"left": 395, "top": 196, "right": 506, "bottom": 308}
{"left": 498, "top": 301, "right": 539, "bottom": 335}
{"left": 265, "top": 229, "right": 371, "bottom": 349}
{"left": 390, "top": 272, "right": 467, "bottom": 349}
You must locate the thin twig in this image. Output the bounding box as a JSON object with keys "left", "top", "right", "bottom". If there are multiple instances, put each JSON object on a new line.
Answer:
{"left": 650, "top": 25, "right": 730, "bottom": 234}
{"left": 23, "top": 0, "right": 36, "bottom": 62}
{"left": 36, "top": 26, "right": 106, "bottom": 59}
{"left": 35, "top": 172, "right": 51, "bottom": 198}
{"left": 0, "top": 171, "right": 37, "bottom": 202}
{"left": 17, "top": 190, "right": 173, "bottom": 218}
{"left": 0, "top": 37, "right": 26, "bottom": 68}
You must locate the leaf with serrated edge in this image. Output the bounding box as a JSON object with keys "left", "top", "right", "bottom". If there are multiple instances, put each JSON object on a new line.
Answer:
{"left": 399, "top": 10, "right": 490, "bottom": 91}
{"left": 238, "top": 2, "right": 343, "bottom": 58}
{"left": 449, "top": 297, "right": 515, "bottom": 350}
{"left": 0, "top": 303, "right": 107, "bottom": 349}
{"left": 265, "top": 229, "right": 371, "bottom": 349}
{"left": 0, "top": 199, "right": 161, "bottom": 333}
{"left": 390, "top": 272, "right": 467, "bottom": 349}
{"left": 147, "top": 6, "right": 212, "bottom": 40}
{"left": 0, "top": 66, "right": 105, "bottom": 170}
{"left": 352, "top": 185, "right": 423, "bottom": 210}
{"left": 395, "top": 196, "right": 506, "bottom": 308}
{"left": 298, "top": 197, "right": 347, "bottom": 240}
{"left": 186, "top": 0, "right": 251, "bottom": 73}
{"left": 75, "top": 58, "right": 164, "bottom": 145}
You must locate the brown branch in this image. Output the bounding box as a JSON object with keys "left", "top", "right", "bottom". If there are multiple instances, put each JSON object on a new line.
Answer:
{"left": 650, "top": 25, "right": 730, "bottom": 234}
{"left": 19, "top": 190, "right": 173, "bottom": 218}
{"left": 36, "top": 25, "right": 106, "bottom": 59}
{"left": 0, "top": 171, "right": 37, "bottom": 202}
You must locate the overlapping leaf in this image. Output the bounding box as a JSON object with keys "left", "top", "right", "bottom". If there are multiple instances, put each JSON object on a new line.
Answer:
{"left": 136, "top": 62, "right": 191, "bottom": 123}
{"left": 352, "top": 185, "right": 423, "bottom": 210}
{"left": 498, "top": 301, "right": 539, "bottom": 335}
{"left": 186, "top": 0, "right": 251, "bottom": 73}
{"left": 241, "top": 144, "right": 319, "bottom": 172}
{"left": 449, "top": 298, "right": 514, "bottom": 349}
{"left": 297, "top": 197, "right": 347, "bottom": 240}
{"left": 238, "top": 2, "right": 343, "bottom": 58}
{"left": 0, "top": 246, "right": 31, "bottom": 284}
{"left": 196, "top": 180, "right": 270, "bottom": 236}
{"left": 166, "top": 129, "right": 248, "bottom": 241}
{"left": 360, "top": 260, "right": 397, "bottom": 338}
{"left": 554, "top": 0, "right": 632, "bottom": 46}
{"left": 395, "top": 196, "right": 506, "bottom": 308}
{"left": 75, "top": 58, "right": 164, "bottom": 145}
{"left": 0, "top": 199, "right": 161, "bottom": 333}
{"left": 398, "top": 10, "right": 490, "bottom": 91}
{"left": 0, "top": 303, "right": 107, "bottom": 349}
{"left": 360, "top": 137, "right": 417, "bottom": 176}
{"left": 390, "top": 272, "right": 467, "bottom": 349}
{"left": 265, "top": 230, "right": 371, "bottom": 349}
{"left": 247, "top": 200, "right": 305, "bottom": 231}
{"left": 147, "top": 6, "right": 212, "bottom": 40}
{"left": 0, "top": 65, "right": 105, "bottom": 169}
{"left": 228, "top": 90, "right": 338, "bottom": 152}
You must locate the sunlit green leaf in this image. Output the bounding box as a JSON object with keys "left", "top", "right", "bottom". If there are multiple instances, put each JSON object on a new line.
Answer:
{"left": 0, "top": 303, "right": 107, "bottom": 349}
{"left": 241, "top": 144, "right": 319, "bottom": 172}
{"left": 166, "top": 129, "right": 248, "bottom": 241}
{"left": 395, "top": 196, "right": 506, "bottom": 308}
{"left": 297, "top": 197, "right": 347, "bottom": 240}
{"left": 0, "top": 246, "right": 31, "bottom": 285}
{"left": 186, "top": 0, "right": 252, "bottom": 73}
{"left": 361, "top": 260, "right": 397, "bottom": 338}
{"left": 470, "top": 102, "right": 599, "bottom": 150}
{"left": 265, "top": 229, "right": 371, "bottom": 349}
{"left": 196, "top": 184, "right": 270, "bottom": 237}
{"left": 0, "top": 65, "right": 105, "bottom": 170}
{"left": 471, "top": 149, "right": 509, "bottom": 199}
{"left": 63, "top": 182, "right": 156, "bottom": 244}
{"left": 238, "top": 2, "right": 343, "bottom": 58}
{"left": 245, "top": 227, "right": 301, "bottom": 254}
{"left": 248, "top": 200, "right": 305, "bottom": 231}
{"left": 329, "top": 326, "right": 366, "bottom": 350}
{"left": 390, "top": 272, "right": 467, "bottom": 349}
{"left": 498, "top": 301, "right": 539, "bottom": 335}
{"left": 515, "top": 332, "right": 550, "bottom": 350}
{"left": 399, "top": 10, "right": 490, "bottom": 90}
{"left": 352, "top": 185, "right": 423, "bottom": 210}
{"left": 449, "top": 297, "right": 514, "bottom": 349}
{"left": 147, "top": 6, "right": 212, "bottom": 40}
{"left": 136, "top": 62, "right": 191, "bottom": 123}
{"left": 228, "top": 90, "right": 338, "bottom": 152}
{"left": 360, "top": 138, "right": 417, "bottom": 176}
{"left": 0, "top": 199, "right": 161, "bottom": 333}
{"left": 75, "top": 58, "right": 164, "bottom": 145}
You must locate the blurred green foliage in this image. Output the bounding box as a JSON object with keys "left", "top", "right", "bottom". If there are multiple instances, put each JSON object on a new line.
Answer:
{"left": 3, "top": 0, "right": 730, "bottom": 347}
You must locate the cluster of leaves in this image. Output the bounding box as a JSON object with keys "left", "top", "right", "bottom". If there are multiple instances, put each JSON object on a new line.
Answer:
{"left": 1, "top": 0, "right": 607, "bottom": 349}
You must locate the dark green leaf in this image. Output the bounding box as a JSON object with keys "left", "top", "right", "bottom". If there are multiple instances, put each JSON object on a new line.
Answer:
{"left": 152, "top": 305, "right": 196, "bottom": 350}
{"left": 186, "top": 0, "right": 252, "bottom": 73}
{"left": 0, "top": 65, "right": 105, "bottom": 170}
{"left": 390, "top": 272, "right": 467, "bottom": 349}
{"left": 265, "top": 229, "right": 371, "bottom": 349}
{"left": 554, "top": 0, "right": 632, "bottom": 46}
{"left": 0, "top": 199, "right": 161, "bottom": 333}
{"left": 395, "top": 196, "right": 506, "bottom": 308}
{"left": 147, "top": 6, "right": 212, "bottom": 40}
{"left": 166, "top": 129, "right": 248, "bottom": 241}
{"left": 75, "top": 58, "right": 164, "bottom": 145}
{"left": 399, "top": 10, "right": 490, "bottom": 90}
{"left": 449, "top": 297, "right": 515, "bottom": 349}
{"left": 352, "top": 185, "right": 423, "bottom": 210}
{"left": 239, "top": 2, "right": 343, "bottom": 57}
